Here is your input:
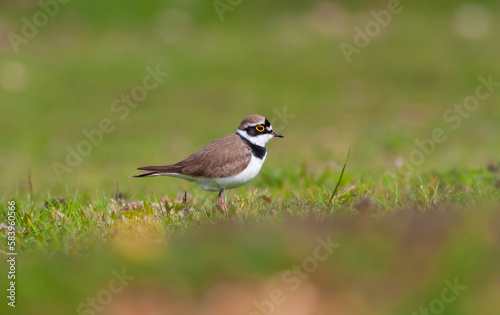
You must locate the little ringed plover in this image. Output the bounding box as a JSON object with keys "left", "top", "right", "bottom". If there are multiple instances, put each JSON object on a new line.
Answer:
{"left": 133, "top": 114, "right": 283, "bottom": 212}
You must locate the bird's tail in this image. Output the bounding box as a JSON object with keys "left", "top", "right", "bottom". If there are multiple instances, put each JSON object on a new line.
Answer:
{"left": 132, "top": 165, "right": 180, "bottom": 178}
{"left": 132, "top": 171, "right": 158, "bottom": 178}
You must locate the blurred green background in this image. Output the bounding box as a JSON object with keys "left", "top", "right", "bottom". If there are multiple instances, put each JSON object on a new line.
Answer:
{"left": 1, "top": 0, "right": 500, "bottom": 314}
{"left": 1, "top": 0, "right": 499, "bottom": 196}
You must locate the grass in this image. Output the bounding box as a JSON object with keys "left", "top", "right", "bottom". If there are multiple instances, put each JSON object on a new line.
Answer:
{"left": 1, "top": 1, "right": 500, "bottom": 314}
{"left": 2, "top": 166, "right": 499, "bottom": 254}
{"left": 2, "top": 187, "right": 500, "bottom": 314}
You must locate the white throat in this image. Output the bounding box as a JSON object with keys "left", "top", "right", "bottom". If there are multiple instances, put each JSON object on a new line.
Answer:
{"left": 236, "top": 129, "right": 273, "bottom": 147}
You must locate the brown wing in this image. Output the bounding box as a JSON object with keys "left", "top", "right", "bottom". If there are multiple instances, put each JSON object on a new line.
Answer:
{"left": 136, "top": 134, "right": 252, "bottom": 178}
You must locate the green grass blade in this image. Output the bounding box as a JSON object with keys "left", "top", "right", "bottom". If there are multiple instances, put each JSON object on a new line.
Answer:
{"left": 328, "top": 147, "right": 351, "bottom": 206}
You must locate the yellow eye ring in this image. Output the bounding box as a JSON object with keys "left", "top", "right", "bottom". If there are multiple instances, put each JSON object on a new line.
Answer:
{"left": 256, "top": 125, "right": 265, "bottom": 132}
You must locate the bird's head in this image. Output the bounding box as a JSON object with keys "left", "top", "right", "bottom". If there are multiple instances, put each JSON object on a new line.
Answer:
{"left": 236, "top": 114, "right": 284, "bottom": 147}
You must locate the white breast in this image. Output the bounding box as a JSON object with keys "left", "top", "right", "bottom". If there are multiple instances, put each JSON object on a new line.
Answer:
{"left": 211, "top": 153, "right": 267, "bottom": 190}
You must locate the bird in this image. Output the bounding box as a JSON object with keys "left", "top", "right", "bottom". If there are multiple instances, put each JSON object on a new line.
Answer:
{"left": 133, "top": 114, "right": 284, "bottom": 212}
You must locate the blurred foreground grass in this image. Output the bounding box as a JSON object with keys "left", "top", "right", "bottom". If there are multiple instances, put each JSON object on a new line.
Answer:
{"left": 1, "top": 207, "right": 500, "bottom": 315}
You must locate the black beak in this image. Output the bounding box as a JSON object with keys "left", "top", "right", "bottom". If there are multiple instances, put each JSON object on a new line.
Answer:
{"left": 272, "top": 131, "right": 284, "bottom": 138}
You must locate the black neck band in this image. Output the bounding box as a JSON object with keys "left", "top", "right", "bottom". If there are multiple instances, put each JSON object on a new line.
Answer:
{"left": 237, "top": 133, "right": 266, "bottom": 159}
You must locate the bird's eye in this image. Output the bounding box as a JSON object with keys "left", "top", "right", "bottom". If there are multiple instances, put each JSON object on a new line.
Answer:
{"left": 256, "top": 125, "right": 265, "bottom": 132}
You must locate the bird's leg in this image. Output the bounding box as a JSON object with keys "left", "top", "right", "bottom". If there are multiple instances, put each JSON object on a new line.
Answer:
{"left": 218, "top": 189, "right": 228, "bottom": 213}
